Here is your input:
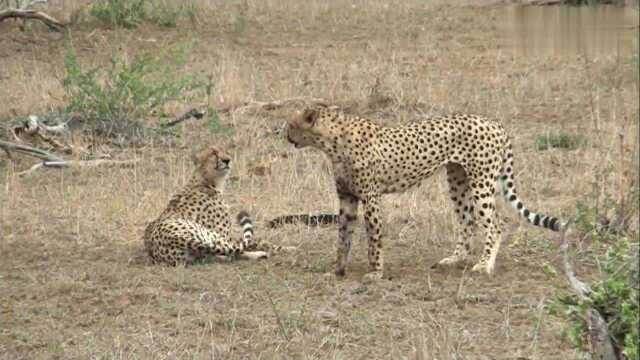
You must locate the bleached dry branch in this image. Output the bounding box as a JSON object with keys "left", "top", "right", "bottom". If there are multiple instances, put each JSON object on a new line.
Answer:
{"left": 10, "top": 115, "right": 81, "bottom": 154}
{"left": 0, "top": 139, "right": 64, "bottom": 162}
{"left": 0, "top": 8, "right": 64, "bottom": 30}
{"left": 559, "top": 222, "right": 618, "bottom": 360}
{"left": 217, "top": 97, "right": 330, "bottom": 115}
{"left": 17, "top": 158, "right": 141, "bottom": 177}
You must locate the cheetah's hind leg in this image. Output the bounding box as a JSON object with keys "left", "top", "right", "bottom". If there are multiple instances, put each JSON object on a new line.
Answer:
{"left": 437, "top": 164, "right": 476, "bottom": 268}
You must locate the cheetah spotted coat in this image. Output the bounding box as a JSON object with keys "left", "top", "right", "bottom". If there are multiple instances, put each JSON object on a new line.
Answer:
{"left": 285, "top": 107, "right": 563, "bottom": 278}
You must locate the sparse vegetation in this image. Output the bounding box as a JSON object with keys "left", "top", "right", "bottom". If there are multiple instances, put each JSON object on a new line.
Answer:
{"left": 535, "top": 132, "right": 587, "bottom": 151}
{"left": 90, "top": 0, "right": 147, "bottom": 28}
{"left": 556, "top": 237, "right": 639, "bottom": 359}
{"left": 204, "top": 109, "right": 231, "bottom": 135}
{"left": 90, "top": 0, "right": 196, "bottom": 29}
{"left": 62, "top": 44, "right": 201, "bottom": 140}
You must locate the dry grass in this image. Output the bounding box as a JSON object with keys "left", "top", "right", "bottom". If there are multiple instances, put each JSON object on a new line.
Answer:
{"left": 1, "top": 1, "right": 638, "bottom": 359}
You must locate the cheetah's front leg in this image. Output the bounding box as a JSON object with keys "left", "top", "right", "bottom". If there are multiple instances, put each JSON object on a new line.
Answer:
{"left": 335, "top": 192, "right": 359, "bottom": 277}
{"left": 362, "top": 195, "right": 384, "bottom": 281}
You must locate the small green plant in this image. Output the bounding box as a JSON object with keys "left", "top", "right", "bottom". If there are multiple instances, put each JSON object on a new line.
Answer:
{"left": 149, "top": 3, "right": 177, "bottom": 28}
{"left": 90, "top": 0, "right": 197, "bottom": 29}
{"left": 556, "top": 237, "right": 639, "bottom": 359}
{"left": 205, "top": 109, "right": 231, "bottom": 135}
{"left": 62, "top": 44, "right": 202, "bottom": 140}
{"left": 90, "top": 0, "right": 148, "bottom": 29}
{"left": 535, "top": 132, "right": 587, "bottom": 151}
{"left": 230, "top": 0, "right": 249, "bottom": 43}
{"left": 148, "top": 1, "right": 197, "bottom": 28}
{"left": 573, "top": 167, "right": 638, "bottom": 240}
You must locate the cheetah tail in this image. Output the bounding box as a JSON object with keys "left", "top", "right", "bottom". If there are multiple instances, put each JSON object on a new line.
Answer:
{"left": 236, "top": 210, "right": 255, "bottom": 248}
{"left": 500, "top": 139, "right": 565, "bottom": 232}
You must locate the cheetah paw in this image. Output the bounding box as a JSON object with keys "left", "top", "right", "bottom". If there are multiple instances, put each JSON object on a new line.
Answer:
{"left": 361, "top": 271, "right": 383, "bottom": 283}
{"left": 436, "top": 255, "right": 465, "bottom": 267}
{"left": 240, "top": 251, "right": 269, "bottom": 260}
{"left": 471, "top": 262, "right": 493, "bottom": 275}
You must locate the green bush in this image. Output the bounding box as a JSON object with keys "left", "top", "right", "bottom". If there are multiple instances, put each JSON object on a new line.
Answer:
{"left": 557, "top": 238, "right": 639, "bottom": 359}
{"left": 90, "top": 0, "right": 197, "bottom": 29}
{"left": 535, "top": 132, "right": 587, "bottom": 151}
{"left": 62, "top": 45, "right": 202, "bottom": 140}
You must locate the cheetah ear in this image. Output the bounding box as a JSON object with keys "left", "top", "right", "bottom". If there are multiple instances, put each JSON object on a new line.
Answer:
{"left": 191, "top": 147, "right": 214, "bottom": 165}
{"left": 301, "top": 108, "right": 318, "bottom": 126}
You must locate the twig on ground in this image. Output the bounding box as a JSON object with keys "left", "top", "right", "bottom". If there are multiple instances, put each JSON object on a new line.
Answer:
{"left": 0, "top": 139, "right": 64, "bottom": 162}
{"left": 0, "top": 8, "right": 65, "bottom": 31}
{"left": 217, "top": 97, "right": 329, "bottom": 115}
{"left": 161, "top": 108, "right": 206, "bottom": 128}
{"left": 1, "top": 140, "right": 137, "bottom": 176}
{"left": 17, "top": 158, "right": 140, "bottom": 177}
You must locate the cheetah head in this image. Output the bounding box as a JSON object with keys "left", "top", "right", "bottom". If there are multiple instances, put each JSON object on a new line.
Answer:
{"left": 286, "top": 107, "right": 339, "bottom": 150}
{"left": 191, "top": 146, "right": 232, "bottom": 188}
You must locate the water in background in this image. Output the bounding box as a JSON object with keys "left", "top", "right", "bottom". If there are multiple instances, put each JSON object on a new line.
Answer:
{"left": 501, "top": 5, "right": 639, "bottom": 58}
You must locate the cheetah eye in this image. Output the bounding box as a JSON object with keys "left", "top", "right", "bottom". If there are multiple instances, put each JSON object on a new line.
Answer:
{"left": 302, "top": 109, "right": 317, "bottom": 125}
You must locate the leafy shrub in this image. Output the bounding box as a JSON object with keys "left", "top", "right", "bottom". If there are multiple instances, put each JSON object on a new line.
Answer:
{"left": 535, "top": 132, "right": 587, "bottom": 151}
{"left": 62, "top": 45, "right": 202, "bottom": 141}
{"left": 557, "top": 237, "right": 639, "bottom": 359}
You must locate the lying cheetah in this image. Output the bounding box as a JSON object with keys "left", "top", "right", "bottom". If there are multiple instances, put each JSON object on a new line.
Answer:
{"left": 285, "top": 106, "right": 565, "bottom": 280}
{"left": 144, "top": 146, "right": 268, "bottom": 266}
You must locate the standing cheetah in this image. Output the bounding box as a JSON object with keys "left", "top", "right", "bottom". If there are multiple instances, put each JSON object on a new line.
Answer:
{"left": 285, "top": 106, "right": 565, "bottom": 280}
{"left": 144, "top": 146, "right": 267, "bottom": 266}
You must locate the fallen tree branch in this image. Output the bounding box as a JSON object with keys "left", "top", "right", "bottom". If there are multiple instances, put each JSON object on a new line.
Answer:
{"left": 217, "top": 97, "right": 330, "bottom": 115}
{"left": 10, "top": 115, "right": 81, "bottom": 154}
{"left": 21, "top": 115, "right": 69, "bottom": 135}
{"left": 161, "top": 108, "right": 206, "bottom": 128}
{"left": 0, "top": 8, "right": 65, "bottom": 31}
{"left": 0, "top": 139, "right": 64, "bottom": 162}
{"left": 18, "top": 158, "right": 141, "bottom": 177}
{"left": 560, "top": 221, "right": 619, "bottom": 360}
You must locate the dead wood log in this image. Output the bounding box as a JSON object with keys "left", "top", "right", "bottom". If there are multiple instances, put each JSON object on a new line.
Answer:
{"left": 11, "top": 115, "right": 79, "bottom": 154}
{"left": 12, "top": 115, "right": 70, "bottom": 137}
{"left": 0, "top": 8, "right": 65, "bottom": 31}
{"left": 559, "top": 221, "right": 619, "bottom": 360}
{"left": 0, "top": 139, "right": 64, "bottom": 162}
{"left": 17, "top": 158, "right": 141, "bottom": 177}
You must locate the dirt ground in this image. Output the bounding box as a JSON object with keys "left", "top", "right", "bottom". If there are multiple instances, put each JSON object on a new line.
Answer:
{"left": 1, "top": 1, "right": 638, "bottom": 359}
